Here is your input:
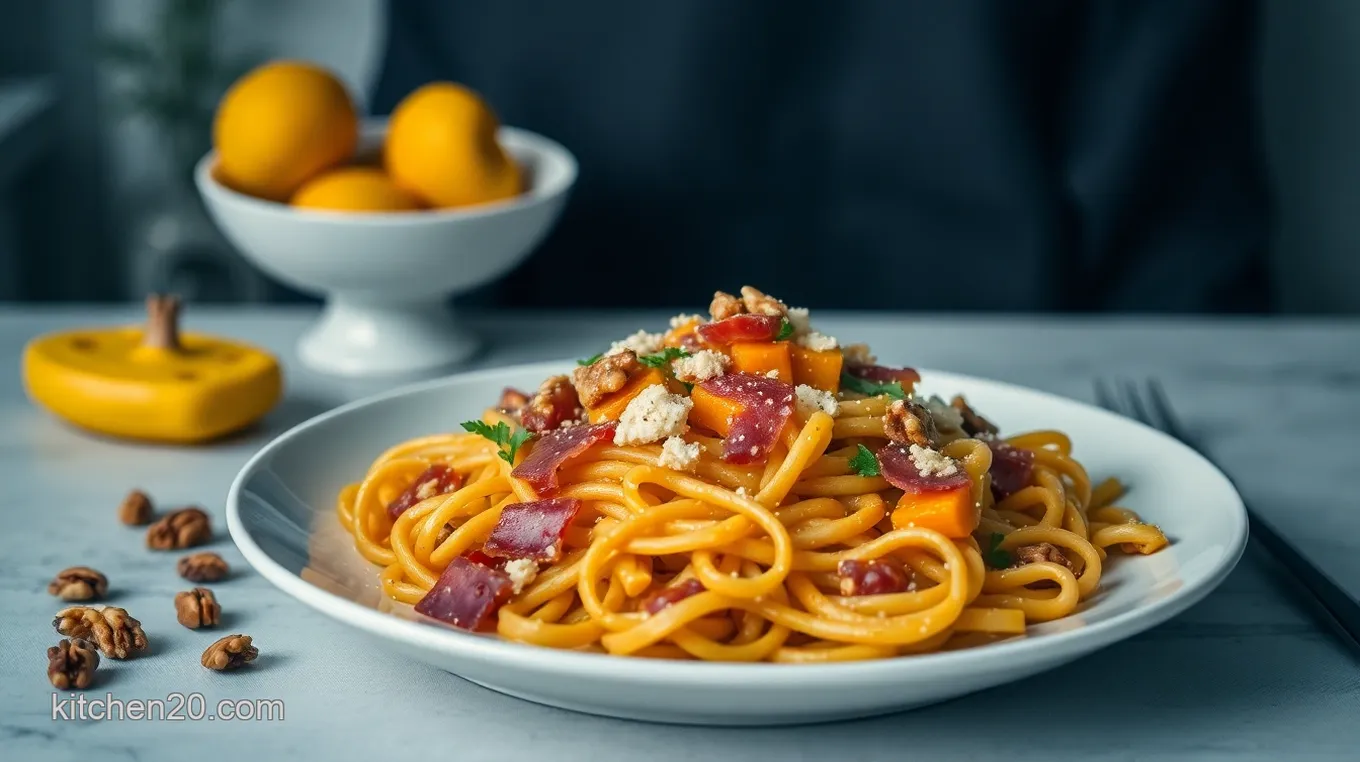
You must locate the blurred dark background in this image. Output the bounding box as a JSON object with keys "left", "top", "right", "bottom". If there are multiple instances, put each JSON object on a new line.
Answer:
{"left": 0, "top": 0, "right": 1356, "bottom": 313}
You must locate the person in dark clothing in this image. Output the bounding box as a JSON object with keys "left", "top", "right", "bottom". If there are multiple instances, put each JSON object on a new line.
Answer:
{"left": 372, "top": 0, "right": 1271, "bottom": 313}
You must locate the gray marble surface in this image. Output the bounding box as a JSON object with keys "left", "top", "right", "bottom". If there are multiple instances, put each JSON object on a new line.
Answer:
{"left": 2, "top": 306, "right": 1359, "bottom": 761}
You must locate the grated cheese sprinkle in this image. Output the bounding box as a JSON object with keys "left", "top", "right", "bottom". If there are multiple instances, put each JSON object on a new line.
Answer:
{"left": 658, "top": 436, "right": 701, "bottom": 472}
{"left": 614, "top": 384, "right": 692, "bottom": 446}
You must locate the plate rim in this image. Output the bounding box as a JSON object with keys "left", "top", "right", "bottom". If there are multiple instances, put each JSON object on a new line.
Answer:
{"left": 227, "top": 359, "right": 1249, "bottom": 686}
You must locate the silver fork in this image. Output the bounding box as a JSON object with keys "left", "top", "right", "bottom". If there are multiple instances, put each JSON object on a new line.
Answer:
{"left": 1094, "top": 377, "right": 1360, "bottom": 653}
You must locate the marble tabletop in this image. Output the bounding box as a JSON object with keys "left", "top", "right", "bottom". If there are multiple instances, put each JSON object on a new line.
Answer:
{"left": 2, "top": 306, "right": 1359, "bottom": 762}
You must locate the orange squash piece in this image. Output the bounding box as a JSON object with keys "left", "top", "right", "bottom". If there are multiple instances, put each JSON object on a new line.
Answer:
{"left": 662, "top": 318, "right": 703, "bottom": 348}
{"left": 890, "top": 484, "right": 978, "bottom": 539}
{"left": 730, "top": 341, "right": 793, "bottom": 381}
{"left": 587, "top": 367, "right": 666, "bottom": 423}
{"left": 688, "top": 384, "right": 744, "bottom": 436}
{"left": 790, "top": 345, "right": 843, "bottom": 392}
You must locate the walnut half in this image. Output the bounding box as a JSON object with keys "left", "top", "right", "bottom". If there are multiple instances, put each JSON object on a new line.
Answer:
{"left": 146, "top": 507, "right": 211, "bottom": 550}
{"left": 202, "top": 634, "right": 258, "bottom": 671}
{"left": 709, "top": 290, "right": 745, "bottom": 321}
{"left": 571, "top": 350, "right": 640, "bottom": 407}
{"left": 175, "top": 587, "right": 221, "bottom": 630}
{"left": 178, "top": 552, "right": 229, "bottom": 582}
{"left": 53, "top": 606, "right": 148, "bottom": 660}
{"left": 118, "top": 489, "right": 154, "bottom": 526}
{"left": 739, "top": 285, "right": 787, "bottom": 317}
{"left": 47, "top": 638, "right": 99, "bottom": 690}
{"left": 882, "top": 399, "right": 940, "bottom": 448}
{"left": 1012, "top": 542, "right": 1077, "bottom": 573}
{"left": 47, "top": 567, "right": 108, "bottom": 601}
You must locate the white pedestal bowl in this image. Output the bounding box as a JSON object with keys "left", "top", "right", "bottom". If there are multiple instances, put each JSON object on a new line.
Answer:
{"left": 196, "top": 121, "right": 577, "bottom": 376}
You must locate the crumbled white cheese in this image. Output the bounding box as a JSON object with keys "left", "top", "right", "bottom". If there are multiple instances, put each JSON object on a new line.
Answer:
{"left": 614, "top": 384, "right": 692, "bottom": 446}
{"left": 765, "top": 369, "right": 781, "bottom": 378}
{"left": 503, "top": 558, "right": 538, "bottom": 594}
{"left": 414, "top": 478, "right": 440, "bottom": 500}
{"left": 785, "top": 307, "right": 811, "bottom": 336}
{"left": 796, "top": 331, "right": 839, "bottom": 351}
{"left": 735, "top": 486, "right": 750, "bottom": 497}
{"left": 669, "top": 313, "right": 704, "bottom": 329}
{"left": 921, "top": 395, "right": 964, "bottom": 432}
{"left": 908, "top": 444, "right": 959, "bottom": 478}
{"left": 842, "top": 343, "right": 876, "bottom": 366}
{"left": 794, "top": 384, "right": 839, "bottom": 418}
{"left": 607, "top": 330, "right": 664, "bottom": 357}
{"left": 671, "top": 349, "right": 728, "bottom": 383}
{"left": 658, "top": 436, "right": 701, "bottom": 471}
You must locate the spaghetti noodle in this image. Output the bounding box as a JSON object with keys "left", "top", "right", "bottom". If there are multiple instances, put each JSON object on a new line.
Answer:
{"left": 338, "top": 286, "right": 1168, "bottom": 662}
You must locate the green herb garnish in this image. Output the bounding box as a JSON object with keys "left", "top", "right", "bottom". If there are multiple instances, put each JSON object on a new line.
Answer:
{"left": 577, "top": 353, "right": 603, "bottom": 366}
{"left": 775, "top": 319, "right": 795, "bottom": 341}
{"left": 840, "top": 372, "right": 907, "bottom": 400}
{"left": 985, "top": 533, "right": 1011, "bottom": 569}
{"left": 461, "top": 420, "right": 532, "bottom": 464}
{"left": 849, "top": 444, "right": 881, "bottom": 477}
{"left": 638, "top": 347, "right": 690, "bottom": 369}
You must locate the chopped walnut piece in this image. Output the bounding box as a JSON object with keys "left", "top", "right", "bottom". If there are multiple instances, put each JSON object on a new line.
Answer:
{"left": 1012, "top": 542, "right": 1077, "bottom": 573}
{"left": 202, "top": 634, "right": 258, "bottom": 671}
{"left": 842, "top": 343, "right": 877, "bottom": 367}
{"left": 739, "top": 285, "right": 787, "bottom": 317}
{"left": 521, "top": 375, "right": 585, "bottom": 432}
{"left": 571, "top": 350, "right": 640, "bottom": 407}
{"left": 882, "top": 399, "right": 940, "bottom": 448}
{"left": 951, "top": 395, "right": 999, "bottom": 437}
{"left": 47, "top": 638, "right": 99, "bottom": 690}
{"left": 178, "top": 552, "right": 229, "bottom": 582}
{"left": 175, "top": 587, "right": 221, "bottom": 629}
{"left": 118, "top": 489, "right": 153, "bottom": 526}
{"left": 53, "top": 606, "right": 148, "bottom": 659}
{"left": 146, "top": 507, "right": 211, "bottom": 550}
{"left": 47, "top": 567, "right": 108, "bottom": 601}
{"left": 709, "top": 290, "right": 745, "bottom": 321}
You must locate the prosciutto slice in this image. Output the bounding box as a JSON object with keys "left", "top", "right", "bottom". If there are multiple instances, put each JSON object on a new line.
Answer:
{"left": 846, "top": 364, "right": 921, "bottom": 387}
{"left": 697, "top": 373, "right": 796, "bottom": 464}
{"left": 641, "top": 578, "right": 706, "bottom": 615}
{"left": 510, "top": 421, "right": 616, "bottom": 493}
{"left": 414, "top": 557, "right": 513, "bottom": 631}
{"left": 837, "top": 559, "right": 910, "bottom": 596}
{"left": 877, "top": 444, "right": 971, "bottom": 494}
{"left": 696, "top": 314, "right": 784, "bottom": 345}
{"left": 986, "top": 439, "right": 1035, "bottom": 500}
{"left": 482, "top": 498, "right": 581, "bottom": 562}
{"left": 386, "top": 464, "right": 462, "bottom": 520}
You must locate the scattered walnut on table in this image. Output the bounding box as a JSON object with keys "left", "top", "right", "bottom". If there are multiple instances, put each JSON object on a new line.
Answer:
{"left": 571, "top": 350, "right": 640, "bottom": 407}
{"left": 202, "top": 634, "right": 258, "bottom": 671}
{"left": 882, "top": 398, "right": 940, "bottom": 448}
{"left": 46, "top": 638, "right": 99, "bottom": 690}
{"left": 47, "top": 566, "right": 108, "bottom": 601}
{"left": 175, "top": 587, "right": 221, "bottom": 629}
{"left": 739, "top": 285, "right": 787, "bottom": 317}
{"left": 950, "top": 395, "right": 999, "bottom": 437}
{"left": 1012, "top": 542, "right": 1077, "bottom": 573}
{"left": 53, "top": 605, "right": 148, "bottom": 659}
{"left": 177, "top": 552, "right": 229, "bottom": 582}
{"left": 118, "top": 489, "right": 154, "bottom": 526}
{"left": 708, "top": 290, "right": 745, "bottom": 321}
{"left": 146, "top": 507, "right": 211, "bottom": 550}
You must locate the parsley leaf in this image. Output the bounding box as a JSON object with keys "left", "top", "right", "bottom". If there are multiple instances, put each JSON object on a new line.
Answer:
{"left": 839, "top": 372, "right": 907, "bottom": 400}
{"left": 985, "top": 533, "right": 1011, "bottom": 569}
{"left": 461, "top": 420, "right": 532, "bottom": 464}
{"left": 775, "top": 319, "right": 794, "bottom": 341}
{"left": 849, "top": 444, "right": 881, "bottom": 477}
{"left": 638, "top": 347, "right": 690, "bottom": 369}
{"left": 577, "top": 353, "right": 602, "bottom": 366}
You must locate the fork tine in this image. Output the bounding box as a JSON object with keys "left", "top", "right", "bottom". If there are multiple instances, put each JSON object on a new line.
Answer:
{"left": 1143, "top": 378, "right": 1189, "bottom": 442}
{"left": 1092, "top": 377, "right": 1119, "bottom": 413}
{"left": 1118, "top": 378, "right": 1154, "bottom": 426}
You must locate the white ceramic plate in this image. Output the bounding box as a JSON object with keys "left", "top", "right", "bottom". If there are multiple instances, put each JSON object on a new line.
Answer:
{"left": 227, "top": 361, "right": 1247, "bottom": 725}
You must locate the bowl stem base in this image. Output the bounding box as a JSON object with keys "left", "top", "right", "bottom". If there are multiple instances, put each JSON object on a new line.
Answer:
{"left": 298, "top": 295, "right": 480, "bottom": 376}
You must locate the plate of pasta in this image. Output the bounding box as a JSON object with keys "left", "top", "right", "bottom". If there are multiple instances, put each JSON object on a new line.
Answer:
{"left": 227, "top": 286, "right": 1247, "bottom": 725}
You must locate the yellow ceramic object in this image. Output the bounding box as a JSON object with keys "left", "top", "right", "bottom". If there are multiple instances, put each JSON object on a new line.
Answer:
{"left": 384, "top": 82, "right": 523, "bottom": 208}
{"left": 22, "top": 296, "right": 283, "bottom": 443}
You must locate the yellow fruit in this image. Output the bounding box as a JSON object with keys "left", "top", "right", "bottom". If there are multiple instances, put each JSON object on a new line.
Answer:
{"left": 385, "top": 82, "right": 523, "bottom": 208}
{"left": 214, "top": 60, "right": 359, "bottom": 201}
{"left": 291, "top": 167, "right": 423, "bottom": 212}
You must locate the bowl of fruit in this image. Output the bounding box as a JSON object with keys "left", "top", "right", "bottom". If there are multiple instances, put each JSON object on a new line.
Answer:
{"left": 196, "top": 61, "right": 577, "bottom": 376}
